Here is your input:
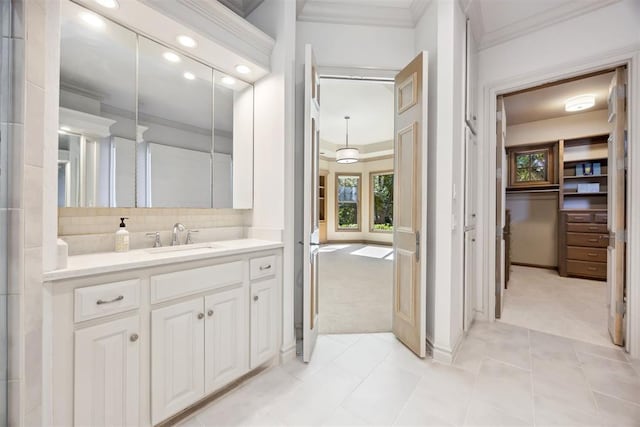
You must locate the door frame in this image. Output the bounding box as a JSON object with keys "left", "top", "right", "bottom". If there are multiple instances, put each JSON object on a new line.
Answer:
{"left": 482, "top": 49, "right": 640, "bottom": 357}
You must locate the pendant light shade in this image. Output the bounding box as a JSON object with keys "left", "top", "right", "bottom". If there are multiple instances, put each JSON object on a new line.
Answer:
{"left": 336, "top": 115, "right": 359, "bottom": 164}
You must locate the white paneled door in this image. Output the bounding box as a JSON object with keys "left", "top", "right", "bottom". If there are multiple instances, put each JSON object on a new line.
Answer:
{"left": 74, "top": 315, "right": 140, "bottom": 427}
{"left": 607, "top": 67, "right": 627, "bottom": 346}
{"left": 204, "top": 287, "right": 248, "bottom": 392}
{"left": 302, "top": 44, "right": 321, "bottom": 363}
{"left": 392, "top": 52, "right": 428, "bottom": 358}
{"left": 495, "top": 96, "right": 506, "bottom": 319}
{"left": 151, "top": 298, "right": 205, "bottom": 425}
{"left": 251, "top": 278, "right": 279, "bottom": 367}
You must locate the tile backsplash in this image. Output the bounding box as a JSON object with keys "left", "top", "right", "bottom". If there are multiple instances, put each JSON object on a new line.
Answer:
{"left": 58, "top": 208, "right": 252, "bottom": 255}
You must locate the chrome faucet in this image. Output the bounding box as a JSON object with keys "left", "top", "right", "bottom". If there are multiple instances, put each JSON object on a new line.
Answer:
{"left": 171, "top": 223, "right": 186, "bottom": 246}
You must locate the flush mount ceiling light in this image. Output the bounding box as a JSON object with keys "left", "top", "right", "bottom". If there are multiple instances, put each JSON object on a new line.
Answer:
{"left": 565, "top": 94, "right": 595, "bottom": 112}
{"left": 80, "top": 11, "right": 105, "bottom": 28}
{"left": 94, "top": 0, "right": 119, "bottom": 9}
{"left": 222, "top": 76, "right": 236, "bottom": 85}
{"left": 162, "top": 52, "right": 181, "bottom": 63}
{"left": 336, "top": 116, "right": 359, "bottom": 164}
{"left": 235, "top": 64, "right": 251, "bottom": 74}
{"left": 177, "top": 35, "right": 197, "bottom": 48}
{"left": 183, "top": 72, "right": 195, "bottom": 80}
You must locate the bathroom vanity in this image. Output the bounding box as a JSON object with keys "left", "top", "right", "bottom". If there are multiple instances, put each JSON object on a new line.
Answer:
{"left": 44, "top": 239, "right": 283, "bottom": 426}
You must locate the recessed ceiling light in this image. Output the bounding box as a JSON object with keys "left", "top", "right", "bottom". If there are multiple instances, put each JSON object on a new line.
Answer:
{"left": 163, "top": 52, "right": 181, "bottom": 63}
{"left": 80, "top": 11, "right": 105, "bottom": 28}
{"left": 235, "top": 64, "right": 251, "bottom": 74}
{"left": 565, "top": 94, "right": 595, "bottom": 112}
{"left": 183, "top": 72, "right": 195, "bottom": 80}
{"left": 222, "top": 76, "right": 236, "bottom": 85}
{"left": 177, "top": 35, "right": 197, "bottom": 48}
{"left": 94, "top": 0, "right": 119, "bottom": 9}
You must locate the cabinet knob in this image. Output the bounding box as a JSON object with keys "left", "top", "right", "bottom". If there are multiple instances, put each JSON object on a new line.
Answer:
{"left": 130, "top": 333, "right": 139, "bottom": 342}
{"left": 207, "top": 310, "right": 214, "bottom": 317}
{"left": 253, "top": 295, "right": 259, "bottom": 302}
{"left": 197, "top": 313, "right": 205, "bottom": 320}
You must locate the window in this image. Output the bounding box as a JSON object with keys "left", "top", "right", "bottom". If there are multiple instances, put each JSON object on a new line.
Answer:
{"left": 508, "top": 145, "right": 555, "bottom": 187}
{"left": 370, "top": 172, "right": 394, "bottom": 232}
{"left": 336, "top": 174, "right": 361, "bottom": 231}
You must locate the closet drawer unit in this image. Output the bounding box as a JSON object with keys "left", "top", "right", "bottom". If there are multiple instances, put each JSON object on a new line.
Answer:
{"left": 250, "top": 255, "right": 277, "bottom": 281}
{"left": 566, "top": 213, "right": 593, "bottom": 223}
{"left": 594, "top": 212, "right": 608, "bottom": 223}
{"left": 567, "top": 260, "right": 607, "bottom": 279}
{"left": 567, "top": 223, "right": 608, "bottom": 233}
{"left": 74, "top": 279, "right": 140, "bottom": 323}
{"left": 567, "top": 246, "right": 607, "bottom": 263}
{"left": 566, "top": 232, "right": 608, "bottom": 248}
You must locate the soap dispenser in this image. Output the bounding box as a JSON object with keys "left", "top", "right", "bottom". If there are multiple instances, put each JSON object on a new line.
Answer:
{"left": 115, "top": 217, "right": 130, "bottom": 252}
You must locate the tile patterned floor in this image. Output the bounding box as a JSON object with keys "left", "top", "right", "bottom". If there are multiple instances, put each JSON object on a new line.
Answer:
{"left": 179, "top": 322, "right": 640, "bottom": 426}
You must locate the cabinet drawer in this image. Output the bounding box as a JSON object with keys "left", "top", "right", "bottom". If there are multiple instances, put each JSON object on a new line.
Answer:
{"left": 567, "top": 260, "right": 607, "bottom": 279}
{"left": 567, "top": 246, "right": 607, "bottom": 263}
{"left": 150, "top": 261, "right": 244, "bottom": 304}
{"left": 250, "top": 255, "right": 276, "bottom": 280}
{"left": 594, "top": 212, "right": 608, "bottom": 223}
{"left": 567, "top": 223, "right": 607, "bottom": 233}
{"left": 75, "top": 279, "right": 140, "bottom": 323}
{"left": 566, "top": 213, "right": 593, "bottom": 223}
{"left": 566, "top": 232, "right": 608, "bottom": 248}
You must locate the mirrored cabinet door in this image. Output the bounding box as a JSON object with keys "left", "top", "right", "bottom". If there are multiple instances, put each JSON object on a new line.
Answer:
{"left": 137, "top": 36, "right": 214, "bottom": 208}
{"left": 58, "top": 1, "right": 137, "bottom": 207}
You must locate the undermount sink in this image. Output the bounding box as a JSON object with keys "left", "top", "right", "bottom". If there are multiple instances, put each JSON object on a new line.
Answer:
{"left": 145, "top": 242, "right": 223, "bottom": 254}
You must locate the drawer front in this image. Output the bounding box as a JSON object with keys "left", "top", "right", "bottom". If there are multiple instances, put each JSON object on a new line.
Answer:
{"left": 594, "top": 212, "right": 608, "bottom": 223}
{"left": 567, "top": 246, "right": 607, "bottom": 263}
{"left": 566, "top": 213, "right": 593, "bottom": 223}
{"left": 250, "top": 255, "right": 277, "bottom": 281}
{"left": 567, "top": 223, "right": 608, "bottom": 233}
{"left": 566, "top": 232, "right": 608, "bottom": 248}
{"left": 75, "top": 279, "right": 140, "bottom": 323}
{"left": 150, "top": 261, "right": 244, "bottom": 304}
{"left": 567, "top": 260, "right": 607, "bottom": 279}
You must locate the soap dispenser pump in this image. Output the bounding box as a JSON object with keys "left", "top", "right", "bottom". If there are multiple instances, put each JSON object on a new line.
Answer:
{"left": 115, "top": 217, "right": 130, "bottom": 252}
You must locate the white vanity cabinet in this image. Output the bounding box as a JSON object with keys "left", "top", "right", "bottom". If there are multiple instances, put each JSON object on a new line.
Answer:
{"left": 47, "top": 243, "right": 282, "bottom": 427}
{"left": 74, "top": 315, "right": 140, "bottom": 427}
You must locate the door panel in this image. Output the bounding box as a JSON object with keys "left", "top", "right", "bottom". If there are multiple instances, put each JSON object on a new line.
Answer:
{"left": 303, "top": 44, "right": 321, "bottom": 362}
{"left": 204, "top": 287, "right": 247, "bottom": 393}
{"left": 74, "top": 315, "right": 140, "bottom": 427}
{"left": 393, "top": 52, "right": 427, "bottom": 358}
{"left": 151, "top": 298, "right": 205, "bottom": 425}
{"left": 251, "top": 278, "right": 278, "bottom": 367}
{"left": 495, "top": 96, "right": 506, "bottom": 319}
{"left": 607, "top": 67, "right": 627, "bottom": 346}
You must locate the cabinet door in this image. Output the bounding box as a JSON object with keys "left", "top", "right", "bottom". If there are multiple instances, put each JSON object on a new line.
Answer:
{"left": 464, "top": 129, "right": 478, "bottom": 227}
{"left": 464, "top": 230, "right": 477, "bottom": 331}
{"left": 74, "top": 315, "right": 140, "bottom": 427}
{"left": 151, "top": 298, "right": 205, "bottom": 425}
{"left": 204, "top": 286, "right": 248, "bottom": 393}
{"left": 250, "top": 278, "right": 278, "bottom": 368}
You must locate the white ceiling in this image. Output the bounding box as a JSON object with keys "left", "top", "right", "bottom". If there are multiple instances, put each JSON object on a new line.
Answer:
{"left": 319, "top": 79, "right": 394, "bottom": 153}
{"left": 504, "top": 71, "right": 613, "bottom": 125}
{"left": 297, "top": 0, "right": 620, "bottom": 50}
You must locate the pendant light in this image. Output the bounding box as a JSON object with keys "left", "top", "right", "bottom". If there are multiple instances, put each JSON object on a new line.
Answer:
{"left": 336, "top": 115, "right": 359, "bottom": 164}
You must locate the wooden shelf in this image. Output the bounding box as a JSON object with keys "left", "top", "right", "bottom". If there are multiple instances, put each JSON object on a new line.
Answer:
{"left": 564, "top": 156, "right": 608, "bottom": 163}
{"left": 564, "top": 174, "right": 607, "bottom": 179}
{"left": 563, "top": 192, "right": 608, "bottom": 196}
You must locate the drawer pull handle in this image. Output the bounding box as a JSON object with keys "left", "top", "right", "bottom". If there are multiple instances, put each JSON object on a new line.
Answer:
{"left": 130, "top": 333, "right": 139, "bottom": 342}
{"left": 587, "top": 267, "right": 597, "bottom": 271}
{"left": 197, "top": 313, "right": 205, "bottom": 320}
{"left": 588, "top": 239, "right": 598, "bottom": 243}
{"left": 96, "top": 295, "right": 124, "bottom": 305}
{"left": 253, "top": 295, "right": 259, "bottom": 302}
{"left": 588, "top": 227, "right": 598, "bottom": 230}
{"left": 207, "top": 310, "right": 214, "bottom": 317}
{"left": 259, "top": 264, "right": 272, "bottom": 271}
{"left": 587, "top": 253, "right": 598, "bottom": 257}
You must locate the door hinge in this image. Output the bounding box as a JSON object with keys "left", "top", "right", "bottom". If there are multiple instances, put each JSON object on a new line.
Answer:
{"left": 496, "top": 167, "right": 502, "bottom": 178}
{"left": 616, "top": 301, "right": 626, "bottom": 315}
{"left": 496, "top": 111, "right": 503, "bottom": 121}
{"left": 415, "top": 230, "right": 420, "bottom": 262}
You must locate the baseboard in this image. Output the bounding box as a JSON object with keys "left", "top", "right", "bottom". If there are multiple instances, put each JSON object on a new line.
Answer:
{"left": 325, "top": 239, "right": 392, "bottom": 247}
{"left": 427, "top": 332, "right": 464, "bottom": 364}
{"left": 511, "top": 261, "right": 557, "bottom": 270}
{"left": 279, "top": 342, "right": 297, "bottom": 363}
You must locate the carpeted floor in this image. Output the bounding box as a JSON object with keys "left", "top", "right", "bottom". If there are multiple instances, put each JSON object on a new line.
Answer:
{"left": 318, "top": 243, "right": 393, "bottom": 334}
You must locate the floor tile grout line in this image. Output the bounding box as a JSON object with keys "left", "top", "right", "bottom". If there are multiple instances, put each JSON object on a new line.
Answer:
{"left": 527, "top": 328, "right": 538, "bottom": 427}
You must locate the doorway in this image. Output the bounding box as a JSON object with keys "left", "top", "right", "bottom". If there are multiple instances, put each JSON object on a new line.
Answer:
{"left": 315, "top": 77, "right": 395, "bottom": 334}
{"left": 494, "top": 68, "right": 628, "bottom": 348}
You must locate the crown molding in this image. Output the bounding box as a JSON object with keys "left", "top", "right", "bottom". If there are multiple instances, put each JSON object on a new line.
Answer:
{"left": 409, "top": 0, "right": 431, "bottom": 25}
{"left": 475, "top": 0, "right": 621, "bottom": 51}
{"left": 138, "top": 0, "right": 275, "bottom": 69}
{"left": 59, "top": 107, "right": 117, "bottom": 138}
{"left": 297, "top": 1, "right": 415, "bottom": 28}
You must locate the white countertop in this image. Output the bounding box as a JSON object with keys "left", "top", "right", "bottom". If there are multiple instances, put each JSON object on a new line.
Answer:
{"left": 43, "top": 239, "right": 284, "bottom": 281}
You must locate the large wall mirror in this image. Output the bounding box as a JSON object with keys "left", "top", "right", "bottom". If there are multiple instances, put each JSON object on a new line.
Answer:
{"left": 58, "top": 1, "right": 254, "bottom": 209}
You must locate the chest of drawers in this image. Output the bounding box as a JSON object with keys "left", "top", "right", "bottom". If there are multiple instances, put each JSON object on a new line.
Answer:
{"left": 559, "top": 210, "right": 607, "bottom": 280}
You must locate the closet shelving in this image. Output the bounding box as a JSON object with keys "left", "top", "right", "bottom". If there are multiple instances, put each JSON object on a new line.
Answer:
{"left": 560, "top": 135, "right": 609, "bottom": 210}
